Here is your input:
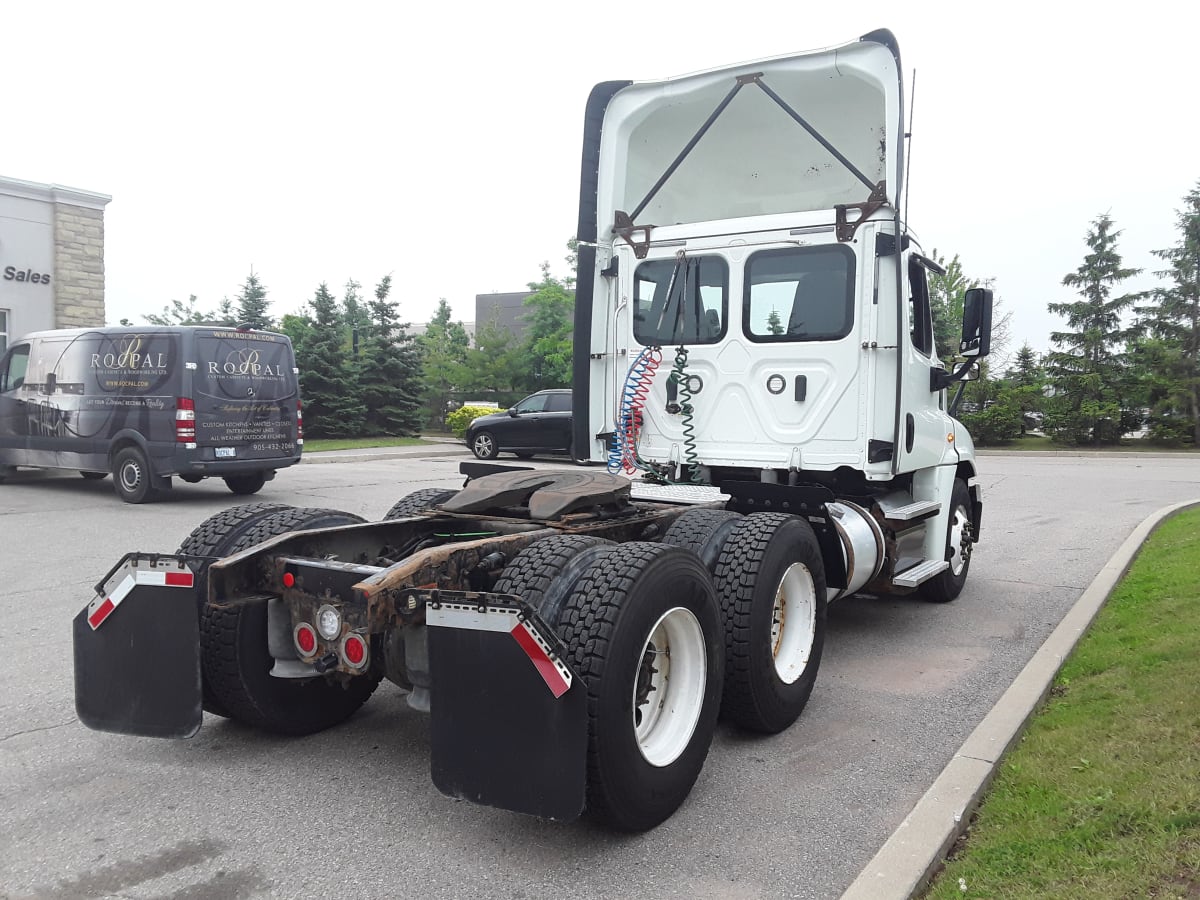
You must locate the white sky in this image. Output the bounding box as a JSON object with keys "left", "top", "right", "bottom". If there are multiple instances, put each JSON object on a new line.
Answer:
{"left": 4, "top": 1, "right": 1197, "bottom": 362}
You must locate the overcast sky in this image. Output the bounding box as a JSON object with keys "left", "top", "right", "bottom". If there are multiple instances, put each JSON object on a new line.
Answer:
{"left": 4, "top": 1, "right": 1197, "bottom": 361}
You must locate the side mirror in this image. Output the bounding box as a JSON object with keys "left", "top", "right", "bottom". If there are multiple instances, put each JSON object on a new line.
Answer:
{"left": 960, "top": 288, "right": 993, "bottom": 358}
{"left": 507, "top": 407, "right": 518, "bottom": 417}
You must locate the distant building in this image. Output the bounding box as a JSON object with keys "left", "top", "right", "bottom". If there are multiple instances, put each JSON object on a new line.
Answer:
{"left": 476, "top": 291, "right": 535, "bottom": 340}
{"left": 0, "top": 175, "right": 112, "bottom": 352}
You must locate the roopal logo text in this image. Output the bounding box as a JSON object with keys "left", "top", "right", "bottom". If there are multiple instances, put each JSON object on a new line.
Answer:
{"left": 209, "top": 349, "right": 285, "bottom": 377}
{"left": 91, "top": 337, "right": 168, "bottom": 370}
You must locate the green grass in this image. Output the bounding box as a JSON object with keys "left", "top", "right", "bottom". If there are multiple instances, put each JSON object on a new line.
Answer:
{"left": 923, "top": 508, "right": 1200, "bottom": 899}
{"left": 303, "top": 436, "right": 433, "bottom": 452}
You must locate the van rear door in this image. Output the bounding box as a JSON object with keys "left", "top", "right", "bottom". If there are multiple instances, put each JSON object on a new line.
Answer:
{"left": 192, "top": 330, "right": 299, "bottom": 460}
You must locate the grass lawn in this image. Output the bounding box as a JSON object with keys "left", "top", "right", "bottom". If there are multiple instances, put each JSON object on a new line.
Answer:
{"left": 303, "top": 436, "right": 433, "bottom": 452}
{"left": 984, "top": 434, "right": 1200, "bottom": 452}
{"left": 922, "top": 508, "right": 1200, "bottom": 899}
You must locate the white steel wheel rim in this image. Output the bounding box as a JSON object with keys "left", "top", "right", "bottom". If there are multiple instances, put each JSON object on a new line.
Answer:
{"left": 771, "top": 562, "right": 817, "bottom": 685}
{"left": 948, "top": 505, "right": 971, "bottom": 576}
{"left": 473, "top": 434, "right": 493, "bottom": 456}
{"left": 632, "top": 606, "right": 707, "bottom": 768}
{"left": 119, "top": 460, "right": 142, "bottom": 491}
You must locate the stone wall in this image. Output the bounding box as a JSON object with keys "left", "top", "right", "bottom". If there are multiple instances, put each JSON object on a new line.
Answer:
{"left": 53, "top": 203, "right": 106, "bottom": 327}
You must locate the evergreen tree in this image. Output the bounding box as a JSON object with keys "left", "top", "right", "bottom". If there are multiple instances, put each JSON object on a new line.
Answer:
{"left": 419, "top": 298, "right": 470, "bottom": 429}
{"left": 927, "top": 251, "right": 976, "bottom": 361}
{"left": 1137, "top": 181, "right": 1200, "bottom": 444}
{"left": 234, "top": 271, "right": 272, "bottom": 329}
{"left": 1043, "top": 214, "right": 1143, "bottom": 444}
{"left": 461, "top": 313, "right": 525, "bottom": 402}
{"left": 294, "top": 283, "right": 365, "bottom": 437}
{"left": 521, "top": 262, "right": 574, "bottom": 390}
{"left": 341, "top": 279, "right": 371, "bottom": 358}
{"left": 1004, "top": 342, "right": 1046, "bottom": 435}
{"left": 766, "top": 308, "right": 785, "bottom": 335}
{"left": 359, "top": 275, "right": 424, "bottom": 435}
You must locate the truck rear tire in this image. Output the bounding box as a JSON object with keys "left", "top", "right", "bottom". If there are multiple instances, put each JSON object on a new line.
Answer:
{"left": 177, "top": 502, "right": 293, "bottom": 716}
{"left": 492, "top": 535, "right": 614, "bottom": 628}
{"left": 383, "top": 488, "right": 457, "bottom": 519}
{"left": 919, "top": 479, "right": 973, "bottom": 603}
{"left": 199, "top": 507, "right": 381, "bottom": 735}
{"left": 713, "top": 513, "right": 827, "bottom": 734}
{"left": 557, "top": 542, "right": 723, "bottom": 831}
{"left": 224, "top": 472, "right": 267, "bottom": 496}
{"left": 661, "top": 508, "right": 743, "bottom": 572}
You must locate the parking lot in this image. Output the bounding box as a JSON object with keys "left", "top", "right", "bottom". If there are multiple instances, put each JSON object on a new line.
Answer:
{"left": 2, "top": 450, "right": 1198, "bottom": 899}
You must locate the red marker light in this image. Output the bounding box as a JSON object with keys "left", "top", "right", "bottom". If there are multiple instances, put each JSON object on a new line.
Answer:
{"left": 342, "top": 634, "right": 367, "bottom": 668}
{"left": 282, "top": 572, "right": 295, "bottom": 588}
{"left": 294, "top": 623, "right": 317, "bottom": 656}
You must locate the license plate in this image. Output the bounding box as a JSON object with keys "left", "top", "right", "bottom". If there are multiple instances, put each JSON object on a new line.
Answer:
{"left": 215, "top": 447, "right": 236, "bottom": 459}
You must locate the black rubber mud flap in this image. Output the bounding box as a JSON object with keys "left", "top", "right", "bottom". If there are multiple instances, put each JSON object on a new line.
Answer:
{"left": 426, "top": 593, "right": 587, "bottom": 821}
{"left": 73, "top": 555, "right": 203, "bottom": 739}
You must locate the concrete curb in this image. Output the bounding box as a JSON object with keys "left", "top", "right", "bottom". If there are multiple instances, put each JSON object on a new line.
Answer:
{"left": 840, "top": 498, "right": 1200, "bottom": 900}
{"left": 300, "top": 445, "right": 468, "bottom": 464}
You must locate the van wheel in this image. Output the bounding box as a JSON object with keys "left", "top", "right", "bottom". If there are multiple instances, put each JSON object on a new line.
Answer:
{"left": 199, "top": 507, "right": 381, "bottom": 735}
{"left": 112, "top": 447, "right": 158, "bottom": 504}
{"left": 0, "top": 464, "right": 12, "bottom": 483}
{"left": 713, "top": 513, "right": 827, "bottom": 734}
{"left": 224, "top": 473, "right": 266, "bottom": 495}
{"left": 80, "top": 471, "right": 108, "bottom": 481}
{"left": 557, "top": 543, "right": 723, "bottom": 831}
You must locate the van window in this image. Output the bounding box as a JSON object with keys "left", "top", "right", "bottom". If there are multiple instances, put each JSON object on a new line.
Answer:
{"left": 1, "top": 345, "right": 29, "bottom": 392}
{"left": 744, "top": 246, "right": 855, "bottom": 342}
{"left": 196, "top": 332, "right": 296, "bottom": 402}
{"left": 0, "top": 310, "right": 9, "bottom": 354}
{"left": 74, "top": 332, "right": 177, "bottom": 395}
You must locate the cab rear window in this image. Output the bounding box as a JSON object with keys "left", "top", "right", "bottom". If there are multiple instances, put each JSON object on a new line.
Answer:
{"left": 197, "top": 333, "right": 296, "bottom": 402}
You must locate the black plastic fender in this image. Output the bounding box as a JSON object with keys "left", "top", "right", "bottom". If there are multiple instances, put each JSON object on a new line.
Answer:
{"left": 73, "top": 554, "right": 202, "bottom": 739}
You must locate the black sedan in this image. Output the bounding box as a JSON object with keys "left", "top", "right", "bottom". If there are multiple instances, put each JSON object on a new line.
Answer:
{"left": 464, "top": 390, "right": 572, "bottom": 460}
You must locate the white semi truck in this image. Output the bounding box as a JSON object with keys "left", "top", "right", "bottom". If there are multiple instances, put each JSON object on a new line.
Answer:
{"left": 72, "top": 29, "right": 989, "bottom": 832}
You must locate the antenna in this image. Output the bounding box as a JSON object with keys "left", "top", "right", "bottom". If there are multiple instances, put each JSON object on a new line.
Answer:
{"left": 903, "top": 69, "right": 917, "bottom": 235}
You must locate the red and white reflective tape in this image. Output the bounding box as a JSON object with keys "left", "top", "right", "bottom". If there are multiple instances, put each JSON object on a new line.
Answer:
{"left": 86, "top": 566, "right": 195, "bottom": 631}
{"left": 426, "top": 602, "right": 572, "bottom": 698}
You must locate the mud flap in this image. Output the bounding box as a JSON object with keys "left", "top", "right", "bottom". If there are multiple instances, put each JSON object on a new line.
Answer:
{"left": 425, "top": 592, "right": 587, "bottom": 821}
{"left": 72, "top": 555, "right": 203, "bottom": 739}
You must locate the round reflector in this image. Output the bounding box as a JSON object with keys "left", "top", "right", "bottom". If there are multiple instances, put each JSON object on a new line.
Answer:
{"left": 294, "top": 623, "right": 317, "bottom": 657}
{"left": 342, "top": 633, "right": 368, "bottom": 669}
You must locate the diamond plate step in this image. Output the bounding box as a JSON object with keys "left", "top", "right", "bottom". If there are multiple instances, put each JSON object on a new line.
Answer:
{"left": 892, "top": 558, "right": 949, "bottom": 588}
{"left": 629, "top": 482, "right": 729, "bottom": 505}
{"left": 878, "top": 498, "right": 941, "bottom": 521}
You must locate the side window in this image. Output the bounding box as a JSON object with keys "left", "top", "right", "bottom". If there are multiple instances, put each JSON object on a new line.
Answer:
{"left": 515, "top": 394, "right": 549, "bottom": 414}
{"left": 908, "top": 258, "right": 934, "bottom": 357}
{"left": 633, "top": 256, "right": 727, "bottom": 346}
{"left": 0, "top": 309, "right": 9, "bottom": 354}
{"left": 744, "top": 246, "right": 855, "bottom": 342}
{"left": 546, "top": 393, "right": 571, "bottom": 413}
{"left": 1, "top": 345, "right": 30, "bottom": 393}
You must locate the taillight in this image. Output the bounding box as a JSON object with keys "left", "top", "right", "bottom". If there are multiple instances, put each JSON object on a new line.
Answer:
{"left": 341, "top": 633, "right": 368, "bottom": 669}
{"left": 296, "top": 400, "right": 304, "bottom": 444}
{"left": 294, "top": 623, "right": 317, "bottom": 657}
{"left": 175, "top": 397, "right": 196, "bottom": 444}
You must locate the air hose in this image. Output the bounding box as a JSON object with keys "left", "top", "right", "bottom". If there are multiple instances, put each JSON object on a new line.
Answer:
{"left": 608, "top": 345, "right": 662, "bottom": 475}
{"left": 670, "top": 345, "right": 703, "bottom": 483}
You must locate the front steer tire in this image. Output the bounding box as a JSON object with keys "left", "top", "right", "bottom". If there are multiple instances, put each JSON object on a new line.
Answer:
{"left": 198, "top": 507, "right": 381, "bottom": 735}
{"left": 557, "top": 542, "right": 723, "bottom": 831}
{"left": 919, "top": 479, "right": 974, "bottom": 603}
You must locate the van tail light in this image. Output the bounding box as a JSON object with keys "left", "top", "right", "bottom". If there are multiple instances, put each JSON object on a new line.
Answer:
{"left": 296, "top": 400, "right": 304, "bottom": 444}
{"left": 175, "top": 397, "right": 196, "bottom": 444}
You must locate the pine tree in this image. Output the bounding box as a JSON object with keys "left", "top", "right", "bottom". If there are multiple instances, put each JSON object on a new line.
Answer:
{"left": 766, "top": 308, "right": 785, "bottom": 335}
{"left": 1137, "top": 181, "right": 1200, "bottom": 444}
{"left": 419, "top": 298, "right": 470, "bottom": 429}
{"left": 234, "top": 271, "right": 272, "bottom": 329}
{"left": 359, "top": 275, "right": 423, "bottom": 435}
{"left": 1004, "top": 342, "right": 1045, "bottom": 435}
{"left": 1044, "top": 214, "right": 1143, "bottom": 444}
{"left": 144, "top": 294, "right": 214, "bottom": 325}
{"left": 294, "top": 283, "right": 365, "bottom": 437}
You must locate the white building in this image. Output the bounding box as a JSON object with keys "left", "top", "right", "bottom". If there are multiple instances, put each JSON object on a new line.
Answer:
{"left": 0, "top": 175, "right": 111, "bottom": 353}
